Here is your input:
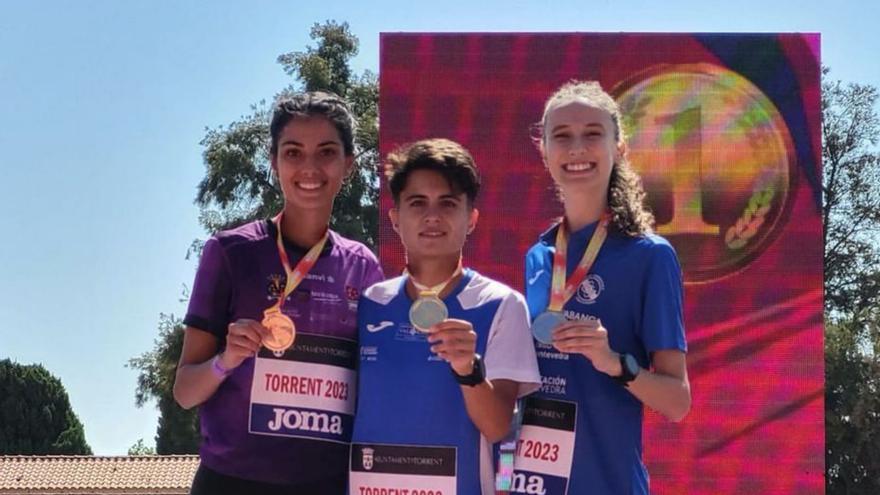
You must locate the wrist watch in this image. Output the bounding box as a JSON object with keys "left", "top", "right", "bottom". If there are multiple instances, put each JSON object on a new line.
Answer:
{"left": 452, "top": 354, "right": 486, "bottom": 387}
{"left": 614, "top": 353, "right": 641, "bottom": 386}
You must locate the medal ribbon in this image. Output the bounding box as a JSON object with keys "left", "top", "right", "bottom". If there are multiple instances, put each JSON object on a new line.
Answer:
{"left": 405, "top": 259, "right": 463, "bottom": 298}
{"left": 548, "top": 214, "right": 609, "bottom": 312}
{"left": 268, "top": 213, "right": 329, "bottom": 312}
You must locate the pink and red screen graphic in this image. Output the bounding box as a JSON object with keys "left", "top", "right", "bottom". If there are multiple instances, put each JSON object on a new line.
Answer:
{"left": 378, "top": 33, "right": 823, "bottom": 493}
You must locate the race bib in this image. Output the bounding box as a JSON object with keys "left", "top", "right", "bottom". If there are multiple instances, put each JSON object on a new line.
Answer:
{"left": 249, "top": 333, "right": 356, "bottom": 443}
{"left": 350, "top": 443, "right": 457, "bottom": 495}
{"left": 511, "top": 397, "right": 577, "bottom": 495}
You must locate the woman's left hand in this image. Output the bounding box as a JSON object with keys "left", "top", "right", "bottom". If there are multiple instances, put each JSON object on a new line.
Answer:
{"left": 552, "top": 319, "right": 619, "bottom": 375}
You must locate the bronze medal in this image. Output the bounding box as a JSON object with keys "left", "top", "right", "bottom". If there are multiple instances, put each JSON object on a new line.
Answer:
{"left": 261, "top": 310, "right": 296, "bottom": 354}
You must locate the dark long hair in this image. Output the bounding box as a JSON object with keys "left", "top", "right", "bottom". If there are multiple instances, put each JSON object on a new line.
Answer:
{"left": 269, "top": 91, "right": 357, "bottom": 157}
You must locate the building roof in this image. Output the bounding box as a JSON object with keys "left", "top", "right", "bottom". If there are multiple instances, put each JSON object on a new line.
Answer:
{"left": 0, "top": 455, "right": 200, "bottom": 495}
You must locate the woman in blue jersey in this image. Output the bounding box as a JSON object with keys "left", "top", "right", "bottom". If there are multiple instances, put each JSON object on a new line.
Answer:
{"left": 173, "top": 91, "right": 383, "bottom": 494}
{"left": 351, "top": 138, "right": 541, "bottom": 495}
{"left": 513, "top": 81, "right": 691, "bottom": 495}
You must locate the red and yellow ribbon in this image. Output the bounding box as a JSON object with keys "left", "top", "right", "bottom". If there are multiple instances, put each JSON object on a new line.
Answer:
{"left": 547, "top": 214, "right": 609, "bottom": 312}
{"left": 268, "top": 213, "right": 328, "bottom": 312}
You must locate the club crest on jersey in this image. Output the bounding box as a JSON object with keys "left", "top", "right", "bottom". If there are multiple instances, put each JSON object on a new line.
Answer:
{"left": 345, "top": 285, "right": 360, "bottom": 301}
{"left": 574, "top": 274, "right": 604, "bottom": 305}
{"left": 362, "top": 447, "right": 374, "bottom": 471}
{"left": 267, "top": 274, "right": 285, "bottom": 299}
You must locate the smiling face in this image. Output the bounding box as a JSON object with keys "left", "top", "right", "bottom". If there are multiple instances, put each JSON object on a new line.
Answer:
{"left": 389, "top": 168, "right": 478, "bottom": 263}
{"left": 271, "top": 115, "right": 354, "bottom": 213}
{"left": 541, "top": 97, "right": 622, "bottom": 201}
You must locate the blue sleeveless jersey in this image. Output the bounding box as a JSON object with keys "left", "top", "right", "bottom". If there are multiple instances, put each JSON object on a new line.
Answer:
{"left": 514, "top": 221, "right": 686, "bottom": 495}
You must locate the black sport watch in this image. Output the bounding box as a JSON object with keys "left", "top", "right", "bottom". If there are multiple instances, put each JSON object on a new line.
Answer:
{"left": 452, "top": 354, "right": 486, "bottom": 387}
{"left": 614, "top": 353, "right": 641, "bottom": 386}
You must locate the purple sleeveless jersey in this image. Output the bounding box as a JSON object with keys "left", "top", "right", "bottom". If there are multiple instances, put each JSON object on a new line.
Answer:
{"left": 184, "top": 219, "right": 384, "bottom": 486}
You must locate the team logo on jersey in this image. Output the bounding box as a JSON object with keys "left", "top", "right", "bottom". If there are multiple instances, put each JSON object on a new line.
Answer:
{"left": 345, "top": 285, "right": 359, "bottom": 301}
{"left": 362, "top": 447, "right": 375, "bottom": 471}
{"left": 366, "top": 321, "right": 394, "bottom": 333}
{"left": 267, "top": 274, "right": 285, "bottom": 299}
{"left": 528, "top": 269, "right": 546, "bottom": 286}
{"left": 574, "top": 274, "right": 604, "bottom": 305}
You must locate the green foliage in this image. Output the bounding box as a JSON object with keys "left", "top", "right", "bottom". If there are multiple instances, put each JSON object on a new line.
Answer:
{"left": 128, "top": 313, "right": 200, "bottom": 454}
{"left": 127, "top": 438, "right": 157, "bottom": 455}
{"left": 277, "top": 21, "right": 358, "bottom": 96}
{"left": 823, "top": 66, "right": 880, "bottom": 493}
{"left": 822, "top": 67, "right": 880, "bottom": 317}
{"left": 825, "top": 315, "right": 880, "bottom": 492}
{"left": 0, "top": 359, "right": 92, "bottom": 455}
{"left": 196, "top": 106, "right": 278, "bottom": 233}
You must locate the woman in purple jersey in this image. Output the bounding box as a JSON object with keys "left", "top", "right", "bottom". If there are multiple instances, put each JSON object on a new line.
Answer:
{"left": 173, "top": 92, "right": 383, "bottom": 494}
{"left": 515, "top": 81, "right": 691, "bottom": 494}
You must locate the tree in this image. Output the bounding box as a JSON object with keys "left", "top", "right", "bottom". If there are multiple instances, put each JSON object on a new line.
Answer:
{"left": 128, "top": 313, "right": 200, "bottom": 454}
{"left": 823, "top": 67, "right": 880, "bottom": 494}
{"left": 0, "top": 359, "right": 92, "bottom": 455}
{"left": 825, "top": 316, "right": 880, "bottom": 493}
{"left": 131, "top": 20, "right": 378, "bottom": 452}
{"left": 128, "top": 438, "right": 157, "bottom": 456}
{"left": 822, "top": 67, "right": 880, "bottom": 319}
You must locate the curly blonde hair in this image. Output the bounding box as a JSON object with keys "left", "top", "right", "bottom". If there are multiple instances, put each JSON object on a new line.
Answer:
{"left": 536, "top": 80, "right": 654, "bottom": 237}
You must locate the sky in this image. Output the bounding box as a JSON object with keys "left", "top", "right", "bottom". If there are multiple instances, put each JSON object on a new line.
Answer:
{"left": 1, "top": 0, "right": 877, "bottom": 455}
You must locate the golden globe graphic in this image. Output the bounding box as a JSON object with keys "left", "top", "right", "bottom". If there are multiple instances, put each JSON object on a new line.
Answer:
{"left": 614, "top": 63, "right": 796, "bottom": 284}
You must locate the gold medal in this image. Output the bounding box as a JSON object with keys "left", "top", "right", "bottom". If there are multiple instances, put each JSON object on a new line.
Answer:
{"left": 262, "top": 309, "right": 296, "bottom": 354}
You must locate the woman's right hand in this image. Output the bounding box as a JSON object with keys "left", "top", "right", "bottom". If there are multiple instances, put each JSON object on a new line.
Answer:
{"left": 220, "top": 319, "right": 269, "bottom": 370}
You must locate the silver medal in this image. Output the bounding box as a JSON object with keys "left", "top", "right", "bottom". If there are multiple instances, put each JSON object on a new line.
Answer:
{"left": 531, "top": 310, "right": 566, "bottom": 344}
{"left": 409, "top": 296, "right": 448, "bottom": 333}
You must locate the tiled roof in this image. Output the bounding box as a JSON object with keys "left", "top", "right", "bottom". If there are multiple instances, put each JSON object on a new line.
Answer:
{"left": 0, "top": 455, "right": 200, "bottom": 494}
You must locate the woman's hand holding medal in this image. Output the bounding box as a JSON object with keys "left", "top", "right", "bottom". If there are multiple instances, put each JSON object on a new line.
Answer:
{"left": 427, "top": 319, "right": 478, "bottom": 376}
{"left": 551, "top": 319, "right": 618, "bottom": 375}
{"left": 221, "top": 319, "right": 271, "bottom": 370}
